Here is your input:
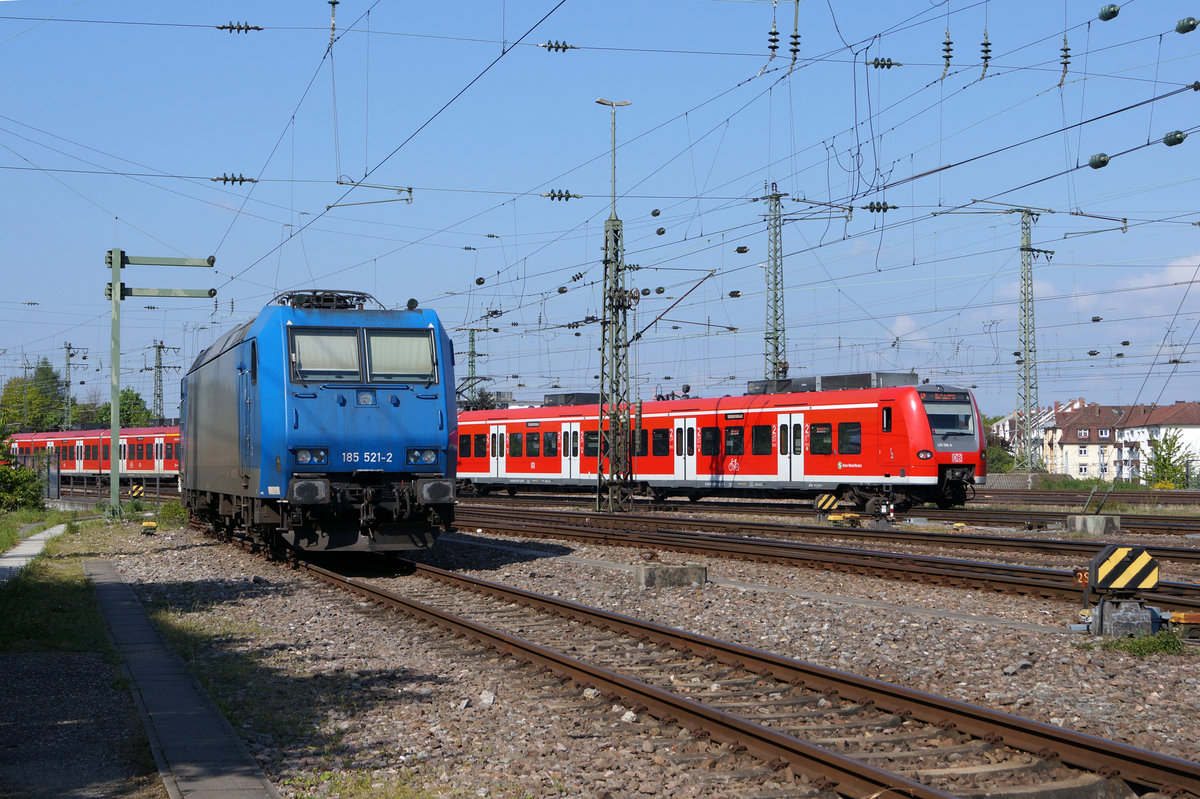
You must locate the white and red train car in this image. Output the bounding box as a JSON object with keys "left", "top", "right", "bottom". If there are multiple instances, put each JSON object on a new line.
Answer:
{"left": 458, "top": 385, "right": 987, "bottom": 509}
{"left": 8, "top": 426, "right": 181, "bottom": 481}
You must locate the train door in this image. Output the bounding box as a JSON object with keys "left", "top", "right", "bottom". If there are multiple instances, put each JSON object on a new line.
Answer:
{"left": 777, "top": 413, "right": 805, "bottom": 483}
{"left": 237, "top": 340, "right": 258, "bottom": 488}
{"left": 488, "top": 424, "right": 507, "bottom": 478}
{"left": 672, "top": 416, "right": 697, "bottom": 481}
{"left": 154, "top": 436, "right": 165, "bottom": 475}
{"left": 561, "top": 421, "right": 581, "bottom": 480}
{"left": 878, "top": 404, "right": 895, "bottom": 467}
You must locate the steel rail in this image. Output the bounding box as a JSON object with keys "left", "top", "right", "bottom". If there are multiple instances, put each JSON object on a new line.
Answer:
{"left": 454, "top": 508, "right": 1200, "bottom": 611}
{"left": 299, "top": 560, "right": 956, "bottom": 799}
{"left": 305, "top": 556, "right": 1200, "bottom": 798}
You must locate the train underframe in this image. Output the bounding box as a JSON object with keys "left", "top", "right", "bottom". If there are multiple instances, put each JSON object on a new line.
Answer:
{"left": 469, "top": 464, "right": 978, "bottom": 511}
{"left": 186, "top": 474, "right": 455, "bottom": 554}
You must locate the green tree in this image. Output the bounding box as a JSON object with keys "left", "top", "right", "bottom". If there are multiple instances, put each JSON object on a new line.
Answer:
{"left": 96, "top": 387, "right": 154, "bottom": 428}
{"left": 1141, "top": 429, "right": 1195, "bottom": 488}
{"left": 984, "top": 430, "right": 1015, "bottom": 474}
{"left": 0, "top": 435, "right": 45, "bottom": 510}
{"left": 0, "top": 358, "right": 66, "bottom": 431}
{"left": 460, "top": 388, "right": 500, "bottom": 412}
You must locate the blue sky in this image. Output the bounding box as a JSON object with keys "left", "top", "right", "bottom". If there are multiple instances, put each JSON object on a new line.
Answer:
{"left": 2, "top": 0, "right": 1198, "bottom": 419}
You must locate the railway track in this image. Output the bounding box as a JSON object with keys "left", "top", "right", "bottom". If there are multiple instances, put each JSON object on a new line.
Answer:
{"left": 463, "top": 492, "right": 1200, "bottom": 536}
{"left": 453, "top": 506, "right": 1200, "bottom": 612}
{"left": 256, "top": 545, "right": 1200, "bottom": 799}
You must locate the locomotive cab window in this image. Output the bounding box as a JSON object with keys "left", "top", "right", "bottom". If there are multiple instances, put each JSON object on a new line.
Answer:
{"left": 919, "top": 390, "right": 975, "bottom": 436}
{"left": 837, "top": 422, "right": 862, "bottom": 455}
{"left": 810, "top": 423, "right": 833, "bottom": 455}
{"left": 366, "top": 329, "right": 437, "bottom": 384}
{"left": 881, "top": 406, "right": 892, "bottom": 433}
{"left": 291, "top": 328, "right": 360, "bottom": 382}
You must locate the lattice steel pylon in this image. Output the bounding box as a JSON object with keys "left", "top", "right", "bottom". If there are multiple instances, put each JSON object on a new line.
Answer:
{"left": 1015, "top": 208, "right": 1054, "bottom": 470}
{"left": 763, "top": 182, "right": 788, "bottom": 380}
{"left": 596, "top": 98, "right": 634, "bottom": 512}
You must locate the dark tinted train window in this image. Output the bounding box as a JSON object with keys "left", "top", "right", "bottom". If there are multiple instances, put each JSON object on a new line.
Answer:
{"left": 652, "top": 429, "right": 671, "bottom": 457}
{"left": 459, "top": 434, "right": 470, "bottom": 455}
{"left": 571, "top": 430, "right": 579, "bottom": 457}
{"left": 686, "top": 427, "right": 695, "bottom": 456}
{"left": 810, "top": 424, "right": 833, "bottom": 455}
{"left": 136, "top": 443, "right": 144, "bottom": 460}
{"left": 838, "top": 422, "right": 862, "bottom": 455}
{"left": 780, "top": 424, "right": 789, "bottom": 455}
{"left": 365, "top": 329, "right": 437, "bottom": 384}
{"left": 526, "top": 431, "right": 541, "bottom": 457}
{"left": 544, "top": 432, "right": 558, "bottom": 457}
{"left": 793, "top": 425, "right": 804, "bottom": 454}
{"left": 751, "top": 425, "right": 772, "bottom": 455}
{"left": 120, "top": 444, "right": 126, "bottom": 459}
{"left": 156, "top": 443, "right": 163, "bottom": 459}
{"left": 675, "top": 427, "right": 683, "bottom": 455}
{"left": 700, "top": 427, "right": 719, "bottom": 456}
{"left": 724, "top": 426, "right": 744, "bottom": 456}
{"left": 881, "top": 406, "right": 892, "bottom": 433}
{"left": 291, "top": 328, "right": 360, "bottom": 382}
{"left": 474, "top": 434, "right": 487, "bottom": 458}
{"left": 634, "top": 429, "right": 648, "bottom": 458}
{"left": 103, "top": 444, "right": 110, "bottom": 460}
{"left": 509, "top": 433, "right": 523, "bottom": 458}
{"left": 163, "top": 443, "right": 170, "bottom": 460}
{"left": 583, "top": 431, "right": 599, "bottom": 458}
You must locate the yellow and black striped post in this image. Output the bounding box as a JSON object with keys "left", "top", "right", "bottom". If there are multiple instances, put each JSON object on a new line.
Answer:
{"left": 1087, "top": 545, "right": 1159, "bottom": 603}
{"left": 814, "top": 493, "right": 838, "bottom": 512}
{"left": 130, "top": 484, "right": 144, "bottom": 499}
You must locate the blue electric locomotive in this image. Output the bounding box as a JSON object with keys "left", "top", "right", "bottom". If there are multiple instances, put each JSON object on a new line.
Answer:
{"left": 180, "top": 290, "right": 456, "bottom": 553}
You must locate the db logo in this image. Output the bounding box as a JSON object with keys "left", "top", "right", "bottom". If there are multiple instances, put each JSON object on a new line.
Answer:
{"left": 951, "top": 453, "right": 963, "bottom": 463}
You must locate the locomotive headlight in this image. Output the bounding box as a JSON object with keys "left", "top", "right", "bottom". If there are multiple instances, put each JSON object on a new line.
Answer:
{"left": 917, "top": 449, "right": 933, "bottom": 460}
{"left": 356, "top": 390, "right": 375, "bottom": 406}
{"left": 407, "top": 448, "right": 438, "bottom": 465}
{"left": 295, "top": 449, "right": 328, "bottom": 465}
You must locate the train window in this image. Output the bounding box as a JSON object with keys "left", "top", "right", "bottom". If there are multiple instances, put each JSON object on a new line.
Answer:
{"left": 751, "top": 425, "right": 772, "bottom": 455}
{"left": 810, "top": 423, "right": 833, "bottom": 455}
{"left": 250, "top": 340, "right": 258, "bottom": 385}
{"left": 498, "top": 434, "right": 505, "bottom": 456}
{"left": 652, "top": 429, "right": 670, "bottom": 457}
{"left": 291, "top": 328, "right": 360, "bottom": 383}
{"left": 583, "top": 431, "right": 599, "bottom": 458}
{"left": 793, "top": 425, "right": 804, "bottom": 454}
{"left": 780, "top": 424, "right": 789, "bottom": 455}
{"left": 881, "top": 406, "right": 892, "bottom": 433}
{"left": 543, "top": 432, "right": 558, "bottom": 457}
{"left": 156, "top": 443, "right": 163, "bottom": 459}
{"left": 136, "top": 443, "right": 145, "bottom": 460}
{"left": 724, "top": 426, "right": 744, "bottom": 456}
{"left": 103, "top": 444, "right": 109, "bottom": 460}
{"left": 509, "top": 432, "right": 523, "bottom": 458}
{"left": 675, "top": 427, "right": 682, "bottom": 455}
{"left": 459, "top": 434, "right": 470, "bottom": 455}
{"left": 366, "top": 329, "right": 437, "bottom": 384}
{"left": 163, "top": 443, "right": 171, "bottom": 460}
{"left": 474, "top": 434, "right": 487, "bottom": 458}
{"left": 700, "top": 427, "right": 719, "bottom": 456}
{"left": 526, "top": 431, "right": 541, "bottom": 457}
{"left": 838, "top": 422, "right": 862, "bottom": 455}
{"left": 634, "top": 429, "right": 648, "bottom": 457}
{"left": 686, "top": 427, "right": 695, "bottom": 456}
{"left": 571, "top": 430, "right": 579, "bottom": 457}
{"left": 119, "top": 444, "right": 125, "bottom": 460}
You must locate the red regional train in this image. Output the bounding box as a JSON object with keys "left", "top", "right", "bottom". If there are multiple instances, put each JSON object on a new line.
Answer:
{"left": 458, "top": 384, "right": 986, "bottom": 510}
{"left": 8, "top": 426, "right": 181, "bottom": 482}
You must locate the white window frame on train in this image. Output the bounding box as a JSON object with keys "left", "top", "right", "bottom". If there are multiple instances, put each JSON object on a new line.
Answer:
{"left": 289, "top": 327, "right": 437, "bottom": 385}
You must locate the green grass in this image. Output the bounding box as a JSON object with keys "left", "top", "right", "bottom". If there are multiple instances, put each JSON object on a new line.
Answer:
{"left": 1074, "top": 630, "right": 1193, "bottom": 657}
{"left": 0, "top": 521, "right": 110, "bottom": 653}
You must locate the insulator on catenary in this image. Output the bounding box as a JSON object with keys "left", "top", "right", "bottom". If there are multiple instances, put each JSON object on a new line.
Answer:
{"left": 539, "top": 40, "right": 577, "bottom": 52}
{"left": 217, "top": 21, "right": 263, "bottom": 33}
{"left": 211, "top": 173, "right": 256, "bottom": 185}
{"left": 870, "top": 57, "right": 901, "bottom": 69}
